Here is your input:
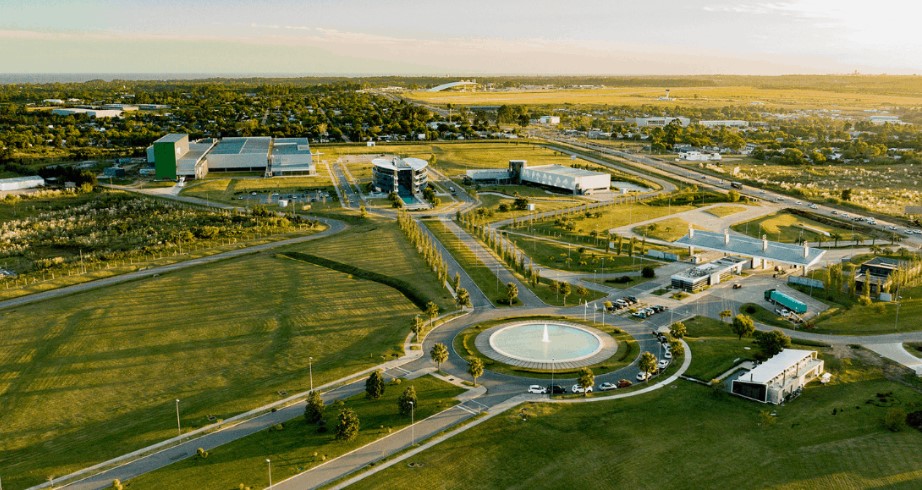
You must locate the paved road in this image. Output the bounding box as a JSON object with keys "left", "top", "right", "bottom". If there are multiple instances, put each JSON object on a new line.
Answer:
{"left": 418, "top": 218, "right": 493, "bottom": 309}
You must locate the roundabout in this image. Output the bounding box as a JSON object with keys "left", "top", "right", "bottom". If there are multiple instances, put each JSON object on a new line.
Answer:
{"left": 474, "top": 320, "right": 618, "bottom": 371}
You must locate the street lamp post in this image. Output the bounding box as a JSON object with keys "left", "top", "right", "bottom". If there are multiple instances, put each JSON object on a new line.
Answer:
{"left": 309, "top": 356, "right": 314, "bottom": 392}
{"left": 409, "top": 401, "right": 415, "bottom": 446}
{"left": 266, "top": 458, "right": 272, "bottom": 488}
{"left": 175, "top": 399, "right": 181, "bottom": 437}
{"left": 550, "top": 358, "right": 555, "bottom": 399}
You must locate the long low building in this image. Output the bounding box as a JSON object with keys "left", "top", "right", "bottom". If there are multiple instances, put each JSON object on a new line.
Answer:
{"left": 670, "top": 256, "right": 748, "bottom": 292}
{"left": 674, "top": 227, "right": 826, "bottom": 274}
{"left": 0, "top": 176, "right": 45, "bottom": 191}
{"left": 731, "top": 349, "right": 824, "bottom": 404}
{"left": 149, "top": 133, "right": 314, "bottom": 180}
{"left": 50, "top": 108, "right": 123, "bottom": 118}
{"left": 467, "top": 160, "right": 610, "bottom": 195}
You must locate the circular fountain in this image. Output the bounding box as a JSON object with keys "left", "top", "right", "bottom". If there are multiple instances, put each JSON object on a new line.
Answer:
{"left": 474, "top": 320, "right": 617, "bottom": 370}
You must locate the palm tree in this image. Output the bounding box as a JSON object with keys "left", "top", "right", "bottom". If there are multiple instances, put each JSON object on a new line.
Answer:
{"left": 719, "top": 309, "right": 733, "bottom": 324}
{"left": 831, "top": 232, "right": 842, "bottom": 248}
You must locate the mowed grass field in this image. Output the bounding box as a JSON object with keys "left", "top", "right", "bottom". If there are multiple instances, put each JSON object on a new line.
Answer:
{"left": 405, "top": 84, "right": 922, "bottom": 111}
{"left": 731, "top": 210, "right": 872, "bottom": 244}
{"left": 350, "top": 340, "right": 922, "bottom": 489}
{"left": 0, "top": 220, "right": 446, "bottom": 488}
{"left": 128, "top": 375, "right": 464, "bottom": 489}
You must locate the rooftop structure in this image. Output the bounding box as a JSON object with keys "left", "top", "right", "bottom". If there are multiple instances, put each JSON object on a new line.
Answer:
{"left": 519, "top": 163, "right": 610, "bottom": 195}
{"left": 670, "top": 256, "right": 748, "bottom": 292}
{"left": 177, "top": 141, "right": 216, "bottom": 179}
{"left": 372, "top": 157, "right": 429, "bottom": 196}
{"left": 674, "top": 228, "right": 826, "bottom": 272}
{"left": 270, "top": 138, "right": 314, "bottom": 176}
{"left": 428, "top": 80, "right": 478, "bottom": 92}
{"left": 206, "top": 137, "right": 271, "bottom": 170}
{"left": 732, "top": 350, "right": 824, "bottom": 404}
{"left": 50, "top": 108, "right": 122, "bottom": 118}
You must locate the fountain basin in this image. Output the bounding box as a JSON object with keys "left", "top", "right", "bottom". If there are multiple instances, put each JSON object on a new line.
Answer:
{"left": 474, "top": 320, "right": 618, "bottom": 370}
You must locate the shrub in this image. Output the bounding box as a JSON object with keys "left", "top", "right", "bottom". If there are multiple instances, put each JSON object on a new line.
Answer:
{"left": 885, "top": 407, "right": 907, "bottom": 432}
{"left": 641, "top": 266, "right": 656, "bottom": 278}
{"left": 744, "top": 304, "right": 757, "bottom": 314}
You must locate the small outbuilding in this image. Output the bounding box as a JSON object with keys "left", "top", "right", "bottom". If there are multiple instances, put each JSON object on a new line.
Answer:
{"left": 731, "top": 349, "right": 824, "bottom": 404}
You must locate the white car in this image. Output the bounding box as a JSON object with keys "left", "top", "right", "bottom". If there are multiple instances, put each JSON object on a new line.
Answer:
{"left": 527, "top": 385, "right": 547, "bottom": 394}
{"left": 795, "top": 201, "right": 803, "bottom": 206}
{"left": 571, "top": 384, "right": 593, "bottom": 393}
{"left": 664, "top": 350, "right": 673, "bottom": 359}
{"left": 658, "top": 360, "right": 670, "bottom": 369}
{"left": 809, "top": 204, "right": 818, "bottom": 209}
{"left": 887, "top": 225, "right": 898, "bottom": 230}
{"left": 598, "top": 382, "right": 618, "bottom": 391}
{"left": 636, "top": 372, "right": 651, "bottom": 382}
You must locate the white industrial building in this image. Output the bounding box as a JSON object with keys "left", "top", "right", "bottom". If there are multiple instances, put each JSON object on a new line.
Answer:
{"left": 679, "top": 150, "right": 722, "bottom": 161}
{"left": 519, "top": 163, "right": 610, "bottom": 195}
{"left": 626, "top": 116, "right": 690, "bottom": 127}
{"left": 51, "top": 108, "right": 123, "bottom": 118}
{"left": 698, "top": 120, "right": 749, "bottom": 128}
{"left": 537, "top": 115, "right": 561, "bottom": 125}
{"left": 206, "top": 137, "right": 271, "bottom": 171}
{"left": 178, "top": 140, "right": 216, "bottom": 179}
{"left": 0, "top": 176, "right": 45, "bottom": 191}
{"left": 731, "top": 350, "right": 824, "bottom": 404}
{"left": 269, "top": 138, "right": 314, "bottom": 176}
{"left": 670, "top": 256, "right": 748, "bottom": 293}
{"left": 869, "top": 115, "right": 904, "bottom": 125}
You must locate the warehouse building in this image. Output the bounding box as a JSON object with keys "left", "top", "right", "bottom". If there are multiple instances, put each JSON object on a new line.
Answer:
{"left": 670, "top": 256, "right": 748, "bottom": 292}
{"left": 206, "top": 137, "right": 271, "bottom": 171}
{"left": 467, "top": 160, "right": 610, "bottom": 195}
{"left": 0, "top": 176, "right": 45, "bottom": 191}
{"left": 269, "top": 138, "right": 314, "bottom": 176}
{"left": 50, "top": 108, "right": 123, "bottom": 118}
{"left": 626, "top": 116, "right": 690, "bottom": 127}
{"left": 731, "top": 350, "right": 824, "bottom": 404}
{"left": 372, "top": 157, "right": 428, "bottom": 196}
{"left": 674, "top": 227, "right": 826, "bottom": 274}
{"left": 150, "top": 133, "right": 215, "bottom": 180}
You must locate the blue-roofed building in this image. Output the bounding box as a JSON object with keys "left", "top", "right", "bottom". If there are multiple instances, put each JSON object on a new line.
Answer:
{"left": 673, "top": 227, "right": 826, "bottom": 274}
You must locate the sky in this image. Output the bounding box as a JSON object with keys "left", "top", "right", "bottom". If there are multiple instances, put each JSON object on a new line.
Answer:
{"left": 1, "top": 0, "right": 920, "bottom": 75}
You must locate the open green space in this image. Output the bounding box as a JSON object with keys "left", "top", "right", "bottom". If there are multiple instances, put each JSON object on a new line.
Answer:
{"left": 740, "top": 302, "right": 803, "bottom": 330}
{"left": 811, "top": 294, "right": 922, "bottom": 335}
{"left": 682, "top": 316, "right": 758, "bottom": 381}
{"left": 451, "top": 316, "right": 638, "bottom": 377}
{"left": 351, "top": 344, "right": 922, "bottom": 489}
{"left": 705, "top": 204, "right": 749, "bottom": 218}
{"left": 424, "top": 219, "right": 508, "bottom": 306}
{"left": 0, "top": 219, "right": 446, "bottom": 488}
{"left": 127, "top": 375, "right": 464, "bottom": 490}
{"left": 632, "top": 217, "right": 692, "bottom": 242}
{"left": 180, "top": 175, "right": 339, "bottom": 210}
{"left": 732, "top": 210, "right": 872, "bottom": 244}
{"left": 476, "top": 194, "right": 585, "bottom": 224}
{"left": 506, "top": 234, "right": 651, "bottom": 274}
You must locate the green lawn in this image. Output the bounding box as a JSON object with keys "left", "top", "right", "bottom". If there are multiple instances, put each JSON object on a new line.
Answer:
{"left": 127, "top": 376, "right": 464, "bottom": 489}
{"left": 506, "top": 234, "right": 651, "bottom": 274}
{"left": 904, "top": 343, "right": 922, "bottom": 359}
{"left": 680, "top": 317, "right": 756, "bottom": 381}
{"left": 477, "top": 194, "right": 585, "bottom": 224}
{"left": 350, "top": 349, "right": 922, "bottom": 489}
{"left": 705, "top": 204, "right": 749, "bottom": 218}
{"left": 424, "top": 220, "right": 508, "bottom": 306}
{"left": 0, "top": 221, "right": 446, "bottom": 489}
{"left": 632, "top": 216, "right": 692, "bottom": 242}
{"left": 731, "top": 210, "right": 872, "bottom": 244}
{"left": 741, "top": 302, "right": 802, "bottom": 329}
{"left": 812, "top": 297, "right": 922, "bottom": 334}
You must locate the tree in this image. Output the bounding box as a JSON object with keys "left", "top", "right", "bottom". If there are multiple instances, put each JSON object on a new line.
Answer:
{"left": 425, "top": 301, "right": 440, "bottom": 328}
{"left": 668, "top": 338, "right": 685, "bottom": 357}
{"left": 304, "top": 390, "right": 325, "bottom": 424}
{"left": 334, "top": 408, "right": 360, "bottom": 441}
{"left": 505, "top": 282, "right": 519, "bottom": 305}
{"left": 513, "top": 196, "right": 530, "bottom": 210}
{"left": 575, "top": 284, "right": 589, "bottom": 300}
{"left": 669, "top": 321, "right": 687, "bottom": 339}
{"left": 456, "top": 287, "right": 472, "bottom": 308}
{"left": 641, "top": 266, "right": 656, "bottom": 278}
{"left": 411, "top": 315, "right": 424, "bottom": 342}
{"left": 841, "top": 188, "right": 852, "bottom": 201}
{"left": 397, "top": 385, "right": 418, "bottom": 416}
{"left": 639, "top": 351, "right": 657, "bottom": 379}
{"left": 754, "top": 329, "right": 791, "bottom": 357}
{"left": 452, "top": 272, "right": 461, "bottom": 291}
{"left": 467, "top": 356, "right": 484, "bottom": 386}
{"left": 728, "top": 189, "right": 741, "bottom": 202}
{"left": 577, "top": 367, "right": 594, "bottom": 396}
{"left": 365, "top": 370, "right": 386, "bottom": 400}
{"left": 430, "top": 342, "right": 449, "bottom": 372}
{"left": 560, "top": 281, "right": 572, "bottom": 306}
{"left": 720, "top": 309, "right": 733, "bottom": 324}
{"left": 731, "top": 314, "right": 756, "bottom": 340}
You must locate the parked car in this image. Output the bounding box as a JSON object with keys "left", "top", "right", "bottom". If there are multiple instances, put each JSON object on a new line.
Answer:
{"left": 617, "top": 379, "right": 633, "bottom": 388}
{"left": 598, "top": 382, "right": 618, "bottom": 391}
{"left": 658, "top": 360, "right": 670, "bottom": 369}
{"left": 528, "top": 385, "right": 547, "bottom": 394}
{"left": 809, "top": 204, "right": 818, "bottom": 209}
{"left": 546, "top": 385, "right": 567, "bottom": 395}
{"left": 636, "top": 372, "right": 651, "bottom": 381}
{"left": 732, "top": 283, "right": 742, "bottom": 289}
{"left": 571, "top": 384, "right": 593, "bottom": 394}
{"left": 664, "top": 350, "right": 673, "bottom": 359}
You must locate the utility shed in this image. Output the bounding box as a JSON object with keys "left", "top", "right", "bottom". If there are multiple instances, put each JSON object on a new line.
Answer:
{"left": 731, "top": 349, "right": 824, "bottom": 404}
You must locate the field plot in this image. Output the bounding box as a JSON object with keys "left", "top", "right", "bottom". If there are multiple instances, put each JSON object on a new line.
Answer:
{"left": 731, "top": 210, "right": 872, "bottom": 244}
{"left": 406, "top": 84, "right": 922, "bottom": 111}
{"left": 0, "top": 243, "right": 427, "bottom": 488}
{"left": 351, "top": 331, "right": 922, "bottom": 489}
{"left": 716, "top": 160, "right": 922, "bottom": 216}
{"left": 633, "top": 217, "right": 692, "bottom": 242}
{"left": 129, "top": 376, "right": 464, "bottom": 490}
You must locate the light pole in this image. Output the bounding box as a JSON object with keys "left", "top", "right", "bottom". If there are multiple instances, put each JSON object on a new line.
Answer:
{"left": 266, "top": 458, "right": 272, "bottom": 488}
{"left": 895, "top": 295, "right": 903, "bottom": 332}
{"left": 409, "top": 401, "right": 415, "bottom": 446}
{"left": 550, "top": 358, "right": 555, "bottom": 399}
{"left": 175, "top": 399, "right": 181, "bottom": 437}
{"left": 309, "top": 356, "right": 314, "bottom": 392}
